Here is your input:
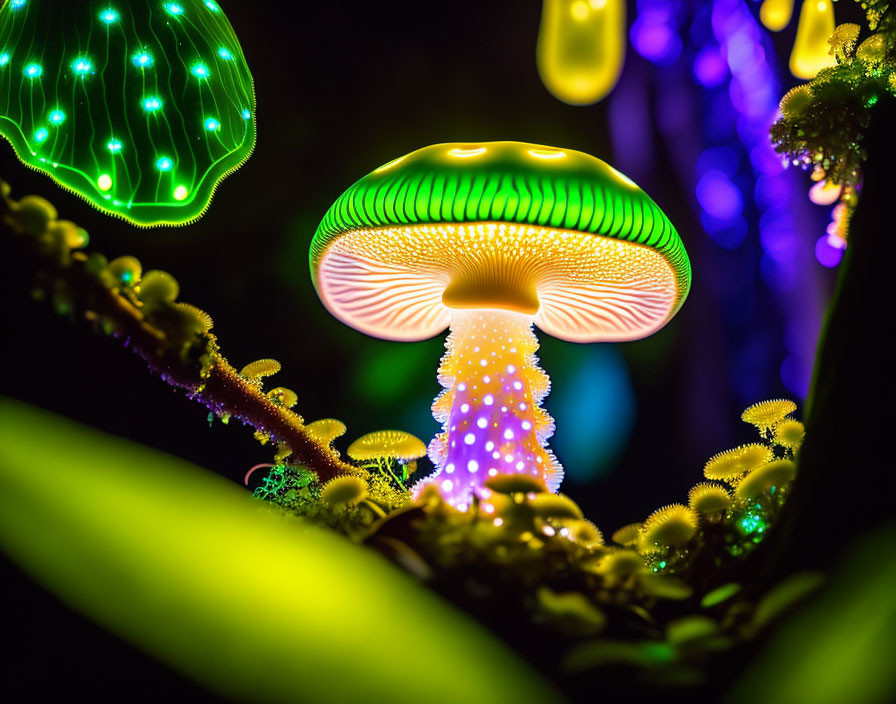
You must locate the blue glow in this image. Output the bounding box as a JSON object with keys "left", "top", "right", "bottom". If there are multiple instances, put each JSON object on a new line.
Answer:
{"left": 191, "top": 63, "right": 210, "bottom": 78}
{"left": 72, "top": 57, "right": 93, "bottom": 75}
{"left": 23, "top": 63, "right": 41, "bottom": 78}
{"left": 241, "top": 108, "right": 251, "bottom": 120}
{"left": 11, "top": 0, "right": 26, "bottom": 7}
{"left": 107, "top": 139, "right": 123, "bottom": 153}
{"left": 0, "top": 54, "right": 10, "bottom": 67}
{"left": 156, "top": 156, "right": 173, "bottom": 171}
{"left": 33, "top": 127, "right": 48, "bottom": 143}
{"left": 218, "top": 47, "right": 233, "bottom": 60}
{"left": 164, "top": 3, "right": 184, "bottom": 15}
{"left": 48, "top": 110, "right": 66, "bottom": 125}
{"left": 99, "top": 8, "right": 120, "bottom": 23}
{"left": 132, "top": 51, "right": 153, "bottom": 68}
{"left": 550, "top": 345, "right": 635, "bottom": 482}
{"left": 204, "top": 1, "right": 220, "bottom": 11}
{"left": 204, "top": 118, "right": 220, "bottom": 131}
{"left": 143, "top": 96, "right": 162, "bottom": 112}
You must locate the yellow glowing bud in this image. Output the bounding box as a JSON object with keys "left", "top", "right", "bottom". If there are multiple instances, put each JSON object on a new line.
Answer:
{"left": 789, "top": 0, "right": 836, "bottom": 79}
{"left": 536, "top": 0, "right": 626, "bottom": 106}
{"left": 759, "top": 0, "right": 794, "bottom": 32}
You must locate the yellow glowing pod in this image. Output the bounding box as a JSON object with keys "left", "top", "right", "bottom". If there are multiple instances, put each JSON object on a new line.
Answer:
{"left": 759, "top": 0, "right": 794, "bottom": 32}
{"left": 789, "top": 0, "right": 837, "bottom": 79}
{"left": 536, "top": 0, "right": 626, "bottom": 106}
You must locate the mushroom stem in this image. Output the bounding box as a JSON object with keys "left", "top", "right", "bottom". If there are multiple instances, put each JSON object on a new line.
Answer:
{"left": 425, "top": 309, "right": 563, "bottom": 509}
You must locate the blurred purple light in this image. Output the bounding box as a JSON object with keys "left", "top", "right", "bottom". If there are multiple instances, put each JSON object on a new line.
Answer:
{"left": 697, "top": 169, "right": 743, "bottom": 218}
{"left": 693, "top": 45, "right": 728, "bottom": 86}
{"left": 701, "top": 211, "right": 749, "bottom": 248}
{"left": 698, "top": 145, "right": 739, "bottom": 176}
{"left": 632, "top": 18, "right": 684, "bottom": 64}
{"left": 815, "top": 234, "right": 845, "bottom": 267}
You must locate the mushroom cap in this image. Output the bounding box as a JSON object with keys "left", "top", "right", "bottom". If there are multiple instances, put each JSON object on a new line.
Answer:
{"left": 347, "top": 430, "right": 427, "bottom": 462}
{"left": 310, "top": 141, "right": 690, "bottom": 343}
{"left": 306, "top": 418, "right": 348, "bottom": 444}
{"left": 0, "top": 0, "right": 255, "bottom": 227}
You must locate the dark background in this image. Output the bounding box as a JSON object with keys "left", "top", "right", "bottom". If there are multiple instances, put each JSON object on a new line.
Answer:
{"left": 0, "top": 0, "right": 860, "bottom": 698}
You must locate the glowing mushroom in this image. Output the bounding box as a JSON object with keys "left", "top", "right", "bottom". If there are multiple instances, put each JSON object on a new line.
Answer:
{"left": 347, "top": 430, "right": 427, "bottom": 484}
{"left": 310, "top": 141, "right": 690, "bottom": 509}
{"left": 0, "top": 0, "right": 255, "bottom": 226}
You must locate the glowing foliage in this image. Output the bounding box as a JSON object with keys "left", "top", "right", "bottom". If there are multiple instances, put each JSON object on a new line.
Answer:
{"left": 687, "top": 482, "right": 732, "bottom": 514}
{"left": 611, "top": 523, "right": 641, "bottom": 546}
{"left": 267, "top": 387, "right": 298, "bottom": 408}
{"left": 828, "top": 23, "right": 861, "bottom": 62}
{"left": 704, "top": 443, "right": 774, "bottom": 481}
{"left": 530, "top": 493, "right": 583, "bottom": 520}
{"left": 321, "top": 476, "right": 368, "bottom": 508}
{"left": 311, "top": 142, "right": 690, "bottom": 510}
{"left": 741, "top": 398, "right": 797, "bottom": 432}
{"left": 306, "top": 418, "right": 347, "bottom": 444}
{"left": 0, "top": 0, "right": 256, "bottom": 226}
{"left": 239, "top": 359, "right": 282, "bottom": 381}
{"left": 789, "top": 0, "right": 837, "bottom": 79}
{"left": 735, "top": 460, "right": 798, "bottom": 500}
{"left": 760, "top": 0, "right": 794, "bottom": 32}
{"left": 774, "top": 419, "right": 806, "bottom": 450}
{"left": 484, "top": 472, "right": 548, "bottom": 496}
{"left": 641, "top": 504, "right": 698, "bottom": 549}
{"left": 536, "top": 0, "right": 626, "bottom": 105}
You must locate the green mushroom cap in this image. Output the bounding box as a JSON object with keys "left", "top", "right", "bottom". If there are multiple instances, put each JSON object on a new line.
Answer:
{"left": 310, "top": 141, "right": 690, "bottom": 343}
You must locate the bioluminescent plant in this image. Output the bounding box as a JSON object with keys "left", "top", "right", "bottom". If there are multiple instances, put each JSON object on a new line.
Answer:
{"left": 310, "top": 141, "right": 691, "bottom": 509}
{"left": 0, "top": 0, "right": 255, "bottom": 226}
{"left": 536, "top": 0, "right": 626, "bottom": 106}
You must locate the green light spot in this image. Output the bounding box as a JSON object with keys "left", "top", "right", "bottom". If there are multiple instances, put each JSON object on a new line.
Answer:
{"left": 72, "top": 57, "right": 93, "bottom": 75}
{"left": 204, "top": 1, "right": 220, "bottom": 11}
{"left": 33, "top": 127, "right": 48, "bottom": 143}
{"left": 49, "top": 110, "right": 66, "bottom": 125}
{"left": 99, "top": 8, "right": 120, "bottom": 24}
{"left": 204, "top": 117, "right": 220, "bottom": 131}
{"left": 164, "top": 3, "right": 184, "bottom": 15}
{"left": 156, "top": 156, "right": 173, "bottom": 171}
{"left": 98, "top": 174, "right": 113, "bottom": 192}
{"left": 0, "top": 54, "right": 9, "bottom": 67}
{"left": 142, "top": 96, "right": 162, "bottom": 112}
{"left": 107, "top": 139, "right": 123, "bottom": 153}
{"left": 241, "top": 108, "right": 251, "bottom": 120}
{"left": 191, "top": 63, "right": 210, "bottom": 78}
{"left": 132, "top": 51, "right": 153, "bottom": 68}
{"left": 217, "top": 47, "right": 232, "bottom": 60}
{"left": 24, "top": 63, "right": 42, "bottom": 78}
{"left": 173, "top": 185, "right": 189, "bottom": 201}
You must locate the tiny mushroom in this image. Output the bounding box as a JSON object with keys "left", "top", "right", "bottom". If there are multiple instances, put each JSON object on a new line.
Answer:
{"left": 311, "top": 142, "right": 690, "bottom": 509}
{"left": 347, "top": 430, "right": 427, "bottom": 466}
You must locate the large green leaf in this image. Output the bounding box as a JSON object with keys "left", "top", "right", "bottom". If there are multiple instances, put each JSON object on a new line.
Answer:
{"left": 0, "top": 397, "right": 560, "bottom": 703}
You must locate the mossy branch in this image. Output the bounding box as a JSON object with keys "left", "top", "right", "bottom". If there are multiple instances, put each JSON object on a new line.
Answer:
{"left": 0, "top": 179, "right": 355, "bottom": 483}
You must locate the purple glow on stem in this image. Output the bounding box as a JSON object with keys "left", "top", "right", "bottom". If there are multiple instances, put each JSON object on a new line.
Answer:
{"left": 815, "top": 234, "right": 845, "bottom": 267}
{"left": 419, "top": 310, "right": 561, "bottom": 509}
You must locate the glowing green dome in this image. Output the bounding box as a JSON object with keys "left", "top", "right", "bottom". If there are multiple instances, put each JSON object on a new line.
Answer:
{"left": 311, "top": 141, "right": 690, "bottom": 315}
{"left": 310, "top": 142, "right": 689, "bottom": 344}
{"left": 0, "top": 0, "right": 255, "bottom": 227}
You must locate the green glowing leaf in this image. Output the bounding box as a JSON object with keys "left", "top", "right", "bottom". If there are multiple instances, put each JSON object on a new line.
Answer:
{"left": 700, "top": 582, "right": 741, "bottom": 608}
{"left": 0, "top": 397, "right": 559, "bottom": 704}
{"left": 0, "top": 0, "right": 255, "bottom": 226}
{"left": 752, "top": 571, "right": 825, "bottom": 630}
{"left": 731, "top": 530, "right": 896, "bottom": 704}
